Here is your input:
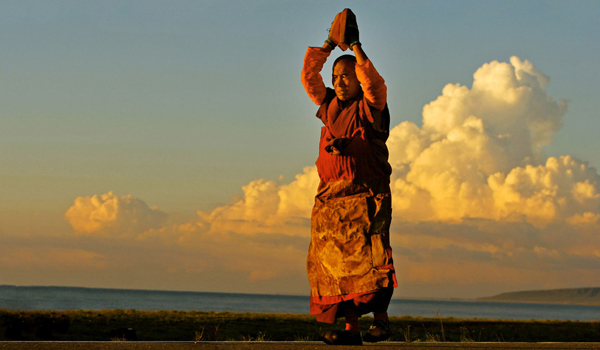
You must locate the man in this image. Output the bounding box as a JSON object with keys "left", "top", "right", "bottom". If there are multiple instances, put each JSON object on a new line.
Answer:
{"left": 301, "top": 9, "right": 396, "bottom": 346}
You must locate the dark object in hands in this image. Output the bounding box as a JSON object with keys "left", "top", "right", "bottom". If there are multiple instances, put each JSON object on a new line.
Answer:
{"left": 343, "top": 9, "right": 360, "bottom": 49}
{"left": 327, "top": 8, "right": 359, "bottom": 51}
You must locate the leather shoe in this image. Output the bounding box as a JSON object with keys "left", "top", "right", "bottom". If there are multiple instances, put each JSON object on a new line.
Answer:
{"left": 320, "top": 329, "right": 363, "bottom": 345}
{"left": 363, "top": 319, "right": 391, "bottom": 343}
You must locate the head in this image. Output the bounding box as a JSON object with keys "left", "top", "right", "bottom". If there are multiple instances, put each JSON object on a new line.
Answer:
{"left": 332, "top": 55, "right": 361, "bottom": 101}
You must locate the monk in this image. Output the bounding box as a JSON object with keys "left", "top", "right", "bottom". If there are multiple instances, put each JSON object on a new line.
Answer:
{"left": 301, "top": 9, "right": 396, "bottom": 346}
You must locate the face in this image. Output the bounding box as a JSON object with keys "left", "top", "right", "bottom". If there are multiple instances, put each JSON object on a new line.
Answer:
{"left": 332, "top": 60, "right": 361, "bottom": 101}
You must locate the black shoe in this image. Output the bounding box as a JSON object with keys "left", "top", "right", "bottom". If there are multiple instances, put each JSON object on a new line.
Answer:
{"left": 320, "top": 330, "right": 363, "bottom": 345}
{"left": 363, "top": 320, "right": 391, "bottom": 343}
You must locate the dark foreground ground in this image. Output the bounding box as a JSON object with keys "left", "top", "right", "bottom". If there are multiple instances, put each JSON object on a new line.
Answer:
{"left": 2, "top": 342, "right": 600, "bottom": 350}
{"left": 3, "top": 310, "right": 600, "bottom": 343}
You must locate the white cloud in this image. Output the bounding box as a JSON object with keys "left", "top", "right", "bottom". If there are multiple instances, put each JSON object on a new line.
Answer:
{"left": 64, "top": 191, "right": 168, "bottom": 235}
{"left": 489, "top": 155, "right": 600, "bottom": 225}
{"left": 197, "top": 166, "right": 318, "bottom": 237}
{"left": 387, "top": 56, "right": 597, "bottom": 226}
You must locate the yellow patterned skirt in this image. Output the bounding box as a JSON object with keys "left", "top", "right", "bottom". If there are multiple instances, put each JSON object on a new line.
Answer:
{"left": 307, "top": 179, "right": 396, "bottom": 323}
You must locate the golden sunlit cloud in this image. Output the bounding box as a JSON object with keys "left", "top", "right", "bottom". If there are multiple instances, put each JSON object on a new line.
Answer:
{"left": 387, "top": 56, "right": 584, "bottom": 224}
{"left": 196, "top": 166, "right": 319, "bottom": 237}
{"left": 64, "top": 191, "right": 168, "bottom": 236}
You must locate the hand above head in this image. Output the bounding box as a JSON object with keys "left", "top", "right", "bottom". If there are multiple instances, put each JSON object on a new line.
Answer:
{"left": 321, "top": 9, "right": 362, "bottom": 54}
{"left": 324, "top": 11, "right": 343, "bottom": 51}
{"left": 324, "top": 9, "right": 360, "bottom": 52}
{"left": 343, "top": 9, "right": 360, "bottom": 50}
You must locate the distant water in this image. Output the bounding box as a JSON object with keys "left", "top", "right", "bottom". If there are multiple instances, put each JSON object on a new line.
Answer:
{"left": 2, "top": 285, "right": 599, "bottom": 321}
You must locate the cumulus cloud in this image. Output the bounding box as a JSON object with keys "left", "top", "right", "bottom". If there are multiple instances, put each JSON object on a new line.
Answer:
{"left": 64, "top": 191, "right": 168, "bottom": 235}
{"left": 60, "top": 187, "right": 312, "bottom": 288}
{"left": 387, "top": 56, "right": 599, "bottom": 226}
{"left": 489, "top": 156, "right": 600, "bottom": 225}
{"left": 197, "top": 166, "right": 319, "bottom": 237}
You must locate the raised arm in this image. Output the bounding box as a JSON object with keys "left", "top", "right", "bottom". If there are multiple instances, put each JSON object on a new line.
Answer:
{"left": 301, "top": 46, "right": 332, "bottom": 106}
{"left": 351, "top": 44, "right": 387, "bottom": 111}
{"left": 352, "top": 43, "right": 368, "bottom": 66}
{"left": 300, "top": 12, "right": 342, "bottom": 106}
{"left": 343, "top": 12, "right": 387, "bottom": 111}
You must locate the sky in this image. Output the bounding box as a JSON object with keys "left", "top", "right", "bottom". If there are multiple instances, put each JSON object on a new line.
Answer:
{"left": 1, "top": 0, "right": 599, "bottom": 300}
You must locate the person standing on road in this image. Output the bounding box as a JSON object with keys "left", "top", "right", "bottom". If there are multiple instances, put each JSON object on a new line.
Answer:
{"left": 301, "top": 8, "right": 397, "bottom": 346}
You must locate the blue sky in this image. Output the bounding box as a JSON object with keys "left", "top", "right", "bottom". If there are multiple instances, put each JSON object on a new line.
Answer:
{"left": 1, "top": 1, "right": 599, "bottom": 298}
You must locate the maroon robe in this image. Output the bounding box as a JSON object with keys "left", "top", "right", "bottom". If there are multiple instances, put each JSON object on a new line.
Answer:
{"left": 307, "top": 88, "right": 396, "bottom": 323}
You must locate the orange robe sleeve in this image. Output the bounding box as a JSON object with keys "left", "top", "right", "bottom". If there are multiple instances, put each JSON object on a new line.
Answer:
{"left": 355, "top": 59, "right": 387, "bottom": 112}
{"left": 301, "top": 47, "right": 331, "bottom": 106}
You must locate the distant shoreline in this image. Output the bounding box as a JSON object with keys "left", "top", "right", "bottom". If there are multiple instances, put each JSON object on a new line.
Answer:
{"left": 477, "top": 299, "right": 600, "bottom": 306}
{"left": 5, "top": 284, "right": 600, "bottom": 307}
{"left": 477, "top": 287, "right": 600, "bottom": 306}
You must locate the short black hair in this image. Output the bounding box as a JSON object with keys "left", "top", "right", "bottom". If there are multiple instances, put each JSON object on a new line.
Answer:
{"left": 332, "top": 54, "right": 357, "bottom": 72}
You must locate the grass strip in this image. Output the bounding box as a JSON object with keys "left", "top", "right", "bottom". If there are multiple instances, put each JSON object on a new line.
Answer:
{"left": 1, "top": 309, "right": 599, "bottom": 342}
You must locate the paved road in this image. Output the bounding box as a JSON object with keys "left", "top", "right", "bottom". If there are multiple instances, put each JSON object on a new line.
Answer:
{"left": 1, "top": 342, "right": 600, "bottom": 350}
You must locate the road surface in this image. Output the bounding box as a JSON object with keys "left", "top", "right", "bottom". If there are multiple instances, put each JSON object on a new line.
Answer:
{"left": 1, "top": 342, "right": 600, "bottom": 350}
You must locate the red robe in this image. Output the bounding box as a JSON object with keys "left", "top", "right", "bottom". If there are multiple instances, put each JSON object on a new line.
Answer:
{"left": 301, "top": 47, "right": 396, "bottom": 323}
